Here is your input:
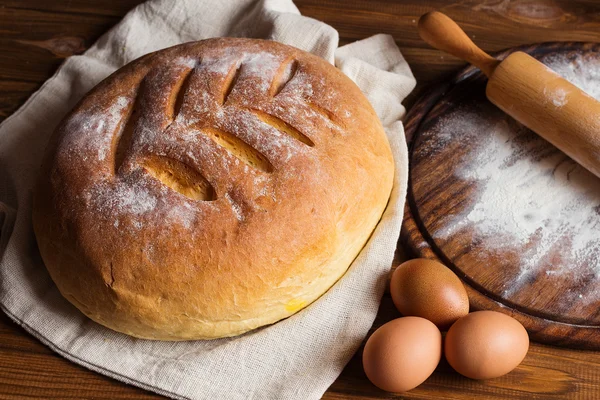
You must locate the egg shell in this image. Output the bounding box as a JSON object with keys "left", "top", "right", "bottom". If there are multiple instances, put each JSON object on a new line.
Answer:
{"left": 390, "top": 258, "right": 469, "bottom": 329}
{"left": 444, "top": 310, "right": 529, "bottom": 380}
{"left": 363, "top": 317, "right": 442, "bottom": 392}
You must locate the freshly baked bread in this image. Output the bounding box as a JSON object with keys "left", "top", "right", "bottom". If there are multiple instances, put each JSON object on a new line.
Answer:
{"left": 32, "top": 38, "right": 394, "bottom": 340}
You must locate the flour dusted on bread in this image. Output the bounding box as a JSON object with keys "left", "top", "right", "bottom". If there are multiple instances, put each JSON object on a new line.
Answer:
{"left": 32, "top": 38, "right": 394, "bottom": 340}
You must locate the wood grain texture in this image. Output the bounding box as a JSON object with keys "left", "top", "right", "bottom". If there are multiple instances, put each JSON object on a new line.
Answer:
{"left": 404, "top": 42, "right": 600, "bottom": 349}
{"left": 0, "top": 0, "right": 599, "bottom": 399}
{"left": 417, "top": 11, "right": 500, "bottom": 76}
{"left": 486, "top": 50, "right": 600, "bottom": 179}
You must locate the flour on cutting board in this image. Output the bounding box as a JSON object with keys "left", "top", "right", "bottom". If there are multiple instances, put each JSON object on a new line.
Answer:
{"left": 432, "top": 52, "right": 600, "bottom": 303}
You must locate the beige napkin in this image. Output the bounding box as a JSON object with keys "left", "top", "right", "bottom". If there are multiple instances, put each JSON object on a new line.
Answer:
{"left": 0, "top": 0, "right": 415, "bottom": 399}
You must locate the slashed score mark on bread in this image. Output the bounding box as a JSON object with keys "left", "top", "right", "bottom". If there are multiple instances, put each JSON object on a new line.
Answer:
{"left": 33, "top": 38, "right": 394, "bottom": 340}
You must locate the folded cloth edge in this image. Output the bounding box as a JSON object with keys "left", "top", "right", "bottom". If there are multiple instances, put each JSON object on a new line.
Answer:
{"left": 0, "top": 1, "right": 415, "bottom": 399}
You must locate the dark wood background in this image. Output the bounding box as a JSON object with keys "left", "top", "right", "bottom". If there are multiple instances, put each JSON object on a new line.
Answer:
{"left": 1, "top": 0, "right": 600, "bottom": 399}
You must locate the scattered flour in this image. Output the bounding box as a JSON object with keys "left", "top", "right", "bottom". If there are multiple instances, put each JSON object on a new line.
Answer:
{"left": 90, "top": 178, "right": 199, "bottom": 231}
{"left": 242, "top": 52, "right": 281, "bottom": 77}
{"left": 164, "top": 200, "right": 196, "bottom": 229}
{"left": 93, "top": 181, "right": 157, "bottom": 216}
{"left": 544, "top": 86, "right": 568, "bottom": 107}
{"left": 430, "top": 52, "right": 600, "bottom": 304}
{"left": 224, "top": 192, "right": 244, "bottom": 221}
{"left": 66, "top": 96, "right": 130, "bottom": 162}
{"left": 68, "top": 44, "right": 346, "bottom": 237}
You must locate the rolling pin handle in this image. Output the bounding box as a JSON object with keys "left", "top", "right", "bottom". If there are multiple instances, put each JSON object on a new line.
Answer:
{"left": 418, "top": 11, "right": 500, "bottom": 77}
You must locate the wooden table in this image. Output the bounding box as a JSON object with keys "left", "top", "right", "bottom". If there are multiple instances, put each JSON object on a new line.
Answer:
{"left": 1, "top": 0, "right": 599, "bottom": 398}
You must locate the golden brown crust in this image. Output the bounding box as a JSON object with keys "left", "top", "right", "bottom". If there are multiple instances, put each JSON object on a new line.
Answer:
{"left": 32, "top": 38, "right": 394, "bottom": 340}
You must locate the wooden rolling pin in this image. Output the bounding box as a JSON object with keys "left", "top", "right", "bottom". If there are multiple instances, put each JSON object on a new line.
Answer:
{"left": 418, "top": 11, "right": 600, "bottom": 178}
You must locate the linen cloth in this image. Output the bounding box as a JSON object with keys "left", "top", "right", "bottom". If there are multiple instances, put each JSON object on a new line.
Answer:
{"left": 0, "top": 0, "right": 416, "bottom": 399}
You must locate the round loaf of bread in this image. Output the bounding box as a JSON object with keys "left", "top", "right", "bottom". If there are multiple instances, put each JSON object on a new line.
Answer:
{"left": 32, "top": 38, "right": 394, "bottom": 340}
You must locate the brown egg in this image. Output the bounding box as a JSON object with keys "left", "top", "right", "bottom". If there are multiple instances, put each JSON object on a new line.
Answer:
{"left": 362, "top": 317, "right": 442, "bottom": 392}
{"left": 444, "top": 311, "right": 529, "bottom": 379}
{"left": 390, "top": 258, "right": 469, "bottom": 329}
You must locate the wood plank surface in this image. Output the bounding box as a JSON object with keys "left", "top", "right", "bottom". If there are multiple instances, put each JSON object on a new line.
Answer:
{"left": 1, "top": 0, "right": 599, "bottom": 399}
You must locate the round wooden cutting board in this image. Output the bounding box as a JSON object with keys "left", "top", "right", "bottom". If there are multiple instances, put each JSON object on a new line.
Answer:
{"left": 402, "top": 42, "right": 600, "bottom": 349}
